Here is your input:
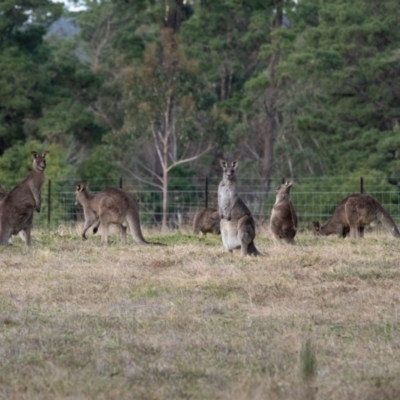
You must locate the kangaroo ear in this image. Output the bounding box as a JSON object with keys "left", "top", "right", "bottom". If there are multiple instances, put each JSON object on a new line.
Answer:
{"left": 231, "top": 160, "right": 238, "bottom": 169}
{"left": 31, "top": 151, "right": 38, "bottom": 159}
{"left": 42, "top": 151, "right": 49, "bottom": 158}
{"left": 286, "top": 181, "right": 293, "bottom": 188}
{"left": 219, "top": 159, "right": 227, "bottom": 169}
{"left": 76, "top": 183, "right": 82, "bottom": 191}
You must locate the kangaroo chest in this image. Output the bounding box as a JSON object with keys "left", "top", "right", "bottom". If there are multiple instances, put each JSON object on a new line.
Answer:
{"left": 218, "top": 183, "right": 238, "bottom": 213}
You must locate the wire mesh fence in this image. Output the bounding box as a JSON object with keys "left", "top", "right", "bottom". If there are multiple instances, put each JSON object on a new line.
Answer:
{"left": 2, "top": 176, "right": 400, "bottom": 230}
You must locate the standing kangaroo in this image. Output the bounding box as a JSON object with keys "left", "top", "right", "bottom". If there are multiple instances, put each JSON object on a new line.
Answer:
{"left": 313, "top": 193, "right": 400, "bottom": 239}
{"left": 0, "top": 185, "right": 27, "bottom": 244}
{"left": 75, "top": 182, "right": 150, "bottom": 245}
{"left": 218, "top": 160, "right": 259, "bottom": 256}
{"left": 270, "top": 181, "right": 298, "bottom": 244}
{"left": 193, "top": 207, "right": 221, "bottom": 236}
{"left": 0, "top": 151, "right": 48, "bottom": 246}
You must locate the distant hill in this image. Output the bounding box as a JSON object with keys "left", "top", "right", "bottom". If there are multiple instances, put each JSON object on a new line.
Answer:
{"left": 45, "top": 17, "right": 80, "bottom": 39}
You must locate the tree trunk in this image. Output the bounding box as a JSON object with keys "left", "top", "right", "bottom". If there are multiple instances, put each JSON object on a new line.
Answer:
{"left": 161, "top": 167, "right": 168, "bottom": 232}
{"left": 263, "top": 0, "right": 283, "bottom": 193}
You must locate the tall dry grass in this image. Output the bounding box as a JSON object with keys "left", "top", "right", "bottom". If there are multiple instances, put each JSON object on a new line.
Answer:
{"left": 1, "top": 225, "right": 400, "bottom": 399}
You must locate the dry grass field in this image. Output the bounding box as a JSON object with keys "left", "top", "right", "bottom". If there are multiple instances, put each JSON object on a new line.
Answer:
{"left": 1, "top": 225, "right": 400, "bottom": 400}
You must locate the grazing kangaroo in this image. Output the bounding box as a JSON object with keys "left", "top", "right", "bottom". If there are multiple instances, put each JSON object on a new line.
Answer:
{"left": 0, "top": 151, "right": 49, "bottom": 246}
{"left": 75, "top": 182, "right": 151, "bottom": 245}
{"left": 193, "top": 208, "right": 220, "bottom": 236}
{"left": 218, "top": 160, "right": 259, "bottom": 256}
{"left": 270, "top": 181, "right": 298, "bottom": 244}
{"left": 313, "top": 193, "right": 400, "bottom": 239}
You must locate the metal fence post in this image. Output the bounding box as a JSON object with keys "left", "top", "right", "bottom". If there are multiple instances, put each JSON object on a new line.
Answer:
{"left": 119, "top": 177, "right": 123, "bottom": 189}
{"left": 205, "top": 177, "right": 208, "bottom": 208}
{"left": 360, "top": 177, "right": 364, "bottom": 193}
{"left": 47, "top": 179, "right": 51, "bottom": 225}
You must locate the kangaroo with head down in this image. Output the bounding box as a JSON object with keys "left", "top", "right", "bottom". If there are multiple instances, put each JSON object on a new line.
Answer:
{"left": 0, "top": 151, "right": 49, "bottom": 246}
{"left": 193, "top": 207, "right": 220, "bottom": 236}
{"left": 313, "top": 193, "right": 400, "bottom": 239}
{"left": 270, "top": 181, "right": 298, "bottom": 244}
{"left": 75, "top": 183, "right": 152, "bottom": 245}
{"left": 218, "top": 160, "right": 259, "bottom": 256}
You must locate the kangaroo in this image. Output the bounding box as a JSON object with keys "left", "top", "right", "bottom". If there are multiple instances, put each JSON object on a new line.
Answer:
{"left": 0, "top": 151, "right": 49, "bottom": 246}
{"left": 193, "top": 207, "right": 221, "bottom": 236}
{"left": 218, "top": 160, "right": 259, "bottom": 256}
{"left": 313, "top": 195, "right": 356, "bottom": 238}
{"left": 75, "top": 182, "right": 151, "bottom": 245}
{"left": 313, "top": 193, "right": 400, "bottom": 239}
{"left": 270, "top": 181, "right": 298, "bottom": 244}
{"left": 0, "top": 185, "right": 27, "bottom": 244}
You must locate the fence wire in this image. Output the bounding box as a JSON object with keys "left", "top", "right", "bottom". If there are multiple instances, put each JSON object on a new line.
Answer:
{"left": 1, "top": 176, "right": 400, "bottom": 230}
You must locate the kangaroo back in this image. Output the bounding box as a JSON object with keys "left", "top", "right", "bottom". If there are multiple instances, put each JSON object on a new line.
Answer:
{"left": 193, "top": 208, "right": 220, "bottom": 235}
{"left": 270, "top": 181, "right": 297, "bottom": 244}
{"left": 345, "top": 194, "right": 400, "bottom": 238}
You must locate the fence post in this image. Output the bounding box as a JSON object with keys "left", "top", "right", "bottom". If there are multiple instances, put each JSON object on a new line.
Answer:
{"left": 119, "top": 177, "right": 123, "bottom": 189}
{"left": 360, "top": 177, "right": 364, "bottom": 193}
{"left": 205, "top": 177, "right": 209, "bottom": 208}
{"left": 47, "top": 179, "right": 51, "bottom": 225}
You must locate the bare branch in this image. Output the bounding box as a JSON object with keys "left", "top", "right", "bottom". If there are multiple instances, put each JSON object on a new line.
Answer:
{"left": 166, "top": 145, "right": 213, "bottom": 173}
{"left": 243, "top": 140, "right": 261, "bottom": 161}
{"left": 151, "top": 127, "right": 166, "bottom": 170}
{"left": 117, "top": 163, "right": 163, "bottom": 191}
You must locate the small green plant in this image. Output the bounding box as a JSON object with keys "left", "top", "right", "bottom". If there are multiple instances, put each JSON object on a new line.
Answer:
{"left": 384, "top": 323, "right": 392, "bottom": 342}
{"left": 300, "top": 338, "right": 317, "bottom": 381}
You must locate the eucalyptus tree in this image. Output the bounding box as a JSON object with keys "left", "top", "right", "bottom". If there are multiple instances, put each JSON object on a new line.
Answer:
{"left": 282, "top": 0, "right": 400, "bottom": 178}
{"left": 180, "top": 0, "right": 297, "bottom": 195}
{"left": 0, "top": 0, "right": 62, "bottom": 153}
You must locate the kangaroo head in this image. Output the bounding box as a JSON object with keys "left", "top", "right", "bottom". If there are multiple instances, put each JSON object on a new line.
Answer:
{"left": 276, "top": 181, "right": 293, "bottom": 194}
{"left": 75, "top": 182, "right": 89, "bottom": 206}
{"left": 220, "top": 159, "right": 238, "bottom": 182}
{"left": 31, "top": 151, "right": 49, "bottom": 172}
{"left": 313, "top": 221, "right": 321, "bottom": 235}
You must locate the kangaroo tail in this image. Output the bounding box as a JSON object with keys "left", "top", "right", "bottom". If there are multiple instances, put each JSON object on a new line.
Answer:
{"left": 126, "top": 213, "right": 167, "bottom": 246}
{"left": 126, "top": 212, "right": 149, "bottom": 245}
{"left": 248, "top": 242, "right": 261, "bottom": 256}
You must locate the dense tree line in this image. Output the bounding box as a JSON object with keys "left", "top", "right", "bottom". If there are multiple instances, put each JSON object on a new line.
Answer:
{"left": 1, "top": 0, "right": 399, "bottom": 226}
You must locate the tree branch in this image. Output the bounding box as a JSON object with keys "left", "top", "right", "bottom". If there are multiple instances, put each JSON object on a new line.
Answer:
{"left": 117, "top": 163, "right": 164, "bottom": 191}
{"left": 166, "top": 145, "right": 213, "bottom": 173}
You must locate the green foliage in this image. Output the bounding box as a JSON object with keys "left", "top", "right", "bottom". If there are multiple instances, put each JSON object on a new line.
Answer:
{"left": 76, "top": 145, "right": 120, "bottom": 184}
{"left": 282, "top": 0, "right": 400, "bottom": 178}
{"left": 0, "top": 140, "right": 73, "bottom": 185}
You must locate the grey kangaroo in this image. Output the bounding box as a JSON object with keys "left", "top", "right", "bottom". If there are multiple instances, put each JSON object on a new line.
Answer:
{"left": 0, "top": 151, "right": 49, "bottom": 246}
{"left": 218, "top": 160, "right": 259, "bottom": 256}
{"left": 270, "top": 181, "right": 298, "bottom": 244}
{"left": 313, "top": 193, "right": 400, "bottom": 239}
{"left": 0, "top": 185, "right": 27, "bottom": 244}
{"left": 75, "top": 182, "right": 151, "bottom": 245}
{"left": 193, "top": 208, "right": 221, "bottom": 236}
